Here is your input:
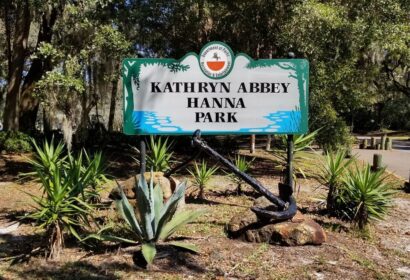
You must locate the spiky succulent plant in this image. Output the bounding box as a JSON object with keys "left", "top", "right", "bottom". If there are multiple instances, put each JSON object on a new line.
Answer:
{"left": 90, "top": 172, "right": 204, "bottom": 265}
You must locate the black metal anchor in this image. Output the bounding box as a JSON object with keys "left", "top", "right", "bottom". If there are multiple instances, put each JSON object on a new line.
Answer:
{"left": 165, "top": 130, "right": 297, "bottom": 222}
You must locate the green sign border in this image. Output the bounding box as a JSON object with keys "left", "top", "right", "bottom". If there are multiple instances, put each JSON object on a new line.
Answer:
{"left": 122, "top": 44, "right": 309, "bottom": 135}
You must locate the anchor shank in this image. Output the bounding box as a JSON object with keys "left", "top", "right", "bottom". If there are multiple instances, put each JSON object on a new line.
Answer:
{"left": 191, "top": 131, "right": 287, "bottom": 209}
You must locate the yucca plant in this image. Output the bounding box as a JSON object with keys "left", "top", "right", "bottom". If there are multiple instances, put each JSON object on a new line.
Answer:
{"left": 88, "top": 172, "right": 205, "bottom": 266}
{"left": 147, "top": 136, "right": 173, "bottom": 172}
{"left": 340, "top": 164, "right": 395, "bottom": 229}
{"left": 229, "top": 155, "right": 254, "bottom": 195}
{"left": 24, "top": 139, "right": 107, "bottom": 259}
{"left": 24, "top": 138, "right": 66, "bottom": 182}
{"left": 28, "top": 167, "right": 93, "bottom": 259}
{"left": 74, "top": 150, "right": 108, "bottom": 202}
{"left": 317, "top": 150, "right": 354, "bottom": 213}
{"left": 188, "top": 160, "right": 219, "bottom": 199}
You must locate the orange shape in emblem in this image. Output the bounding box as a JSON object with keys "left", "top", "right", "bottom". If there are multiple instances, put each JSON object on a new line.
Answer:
{"left": 207, "top": 61, "right": 225, "bottom": 71}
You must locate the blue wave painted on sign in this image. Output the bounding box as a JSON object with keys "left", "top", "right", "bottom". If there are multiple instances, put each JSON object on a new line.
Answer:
{"left": 132, "top": 111, "right": 183, "bottom": 133}
{"left": 239, "top": 111, "right": 301, "bottom": 133}
{"left": 132, "top": 110, "right": 301, "bottom": 134}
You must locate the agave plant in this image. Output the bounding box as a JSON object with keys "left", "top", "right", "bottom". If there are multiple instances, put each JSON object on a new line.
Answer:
{"left": 188, "top": 160, "right": 219, "bottom": 199}
{"left": 89, "top": 172, "right": 204, "bottom": 266}
{"left": 340, "top": 164, "right": 395, "bottom": 229}
{"left": 317, "top": 149, "right": 354, "bottom": 213}
{"left": 229, "top": 155, "right": 254, "bottom": 195}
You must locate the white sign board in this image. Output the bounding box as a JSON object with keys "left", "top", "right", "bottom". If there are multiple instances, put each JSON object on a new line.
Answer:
{"left": 123, "top": 42, "right": 308, "bottom": 135}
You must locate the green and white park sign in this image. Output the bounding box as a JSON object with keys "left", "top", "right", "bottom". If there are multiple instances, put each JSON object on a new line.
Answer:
{"left": 123, "top": 42, "right": 308, "bottom": 135}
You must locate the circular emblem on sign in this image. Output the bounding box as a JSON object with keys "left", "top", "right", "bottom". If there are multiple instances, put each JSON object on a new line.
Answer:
{"left": 199, "top": 42, "right": 234, "bottom": 79}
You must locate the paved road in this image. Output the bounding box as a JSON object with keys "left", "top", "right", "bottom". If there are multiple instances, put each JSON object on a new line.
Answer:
{"left": 353, "top": 148, "right": 410, "bottom": 179}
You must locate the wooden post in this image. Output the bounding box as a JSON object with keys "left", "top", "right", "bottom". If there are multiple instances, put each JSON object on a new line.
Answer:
{"left": 360, "top": 139, "right": 369, "bottom": 149}
{"left": 266, "top": 135, "right": 271, "bottom": 151}
{"left": 371, "top": 153, "right": 382, "bottom": 171}
{"left": 250, "top": 134, "right": 255, "bottom": 154}
{"left": 385, "top": 137, "right": 392, "bottom": 150}
{"left": 381, "top": 134, "right": 386, "bottom": 150}
{"left": 405, "top": 171, "right": 410, "bottom": 193}
{"left": 370, "top": 137, "right": 376, "bottom": 149}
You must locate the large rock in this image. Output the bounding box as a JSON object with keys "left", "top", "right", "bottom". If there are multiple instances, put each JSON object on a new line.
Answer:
{"left": 226, "top": 197, "right": 326, "bottom": 246}
{"left": 109, "top": 172, "right": 179, "bottom": 202}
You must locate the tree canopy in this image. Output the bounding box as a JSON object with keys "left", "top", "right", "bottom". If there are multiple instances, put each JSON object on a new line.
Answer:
{"left": 0, "top": 0, "right": 409, "bottom": 148}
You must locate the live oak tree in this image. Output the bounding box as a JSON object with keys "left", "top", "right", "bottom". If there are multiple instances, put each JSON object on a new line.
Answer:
{"left": 0, "top": 0, "right": 408, "bottom": 145}
{"left": 280, "top": 0, "right": 409, "bottom": 147}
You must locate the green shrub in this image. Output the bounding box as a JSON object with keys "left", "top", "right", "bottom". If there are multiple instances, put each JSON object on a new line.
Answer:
{"left": 314, "top": 118, "right": 354, "bottom": 153}
{"left": 0, "top": 131, "right": 32, "bottom": 153}
{"left": 88, "top": 172, "right": 204, "bottom": 266}
{"left": 339, "top": 164, "right": 395, "bottom": 229}
{"left": 188, "top": 160, "right": 219, "bottom": 199}
{"left": 24, "top": 139, "right": 107, "bottom": 259}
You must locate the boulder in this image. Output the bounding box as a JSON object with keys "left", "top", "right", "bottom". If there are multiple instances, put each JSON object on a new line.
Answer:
{"left": 109, "top": 172, "right": 180, "bottom": 203}
{"left": 226, "top": 197, "right": 326, "bottom": 246}
{"left": 135, "top": 172, "right": 176, "bottom": 200}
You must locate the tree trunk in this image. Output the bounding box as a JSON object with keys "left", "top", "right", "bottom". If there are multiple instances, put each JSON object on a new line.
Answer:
{"left": 47, "top": 222, "right": 64, "bottom": 260}
{"left": 326, "top": 183, "right": 337, "bottom": 213}
{"left": 108, "top": 77, "right": 119, "bottom": 132}
{"left": 198, "top": 186, "right": 205, "bottom": 200}
{"left": 19, "top": 5, "right": 63, "bottom": 132}
{"left": 3, "top": 0, "right": 31, "bottom": 131}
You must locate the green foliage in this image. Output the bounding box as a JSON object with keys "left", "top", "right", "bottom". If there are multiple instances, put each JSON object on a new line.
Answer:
{"left": 25, "top": 139, "right": 108, "bottom": 203}
{"left": 88, "top": 172, "right": 204, "bottom": 265}
{"left": 229, "top": 155, "right": 254, "bottom": 194}
{"left": 146, "top": 136, "right": 173, "bottom": 172}
{"left": 313, "top": 111, "right": 354, "bottom": 152}
{"left": 281, "top": 0, "right": 409, "bottom": 138}
{"left": 24, "top": 138, "right": 66, "bottom": 181}
{"left": 34, "top": 58, "right": 85, "bottom": 108}
{"left": 340, "top": 165, "right": 395, "bottom": 229}
{"left": 188, "top": 160, "right": 219, "bottom": 199}
{"left": 25, "top": 139, "right": 107, "bottom": 259}
{"left": 0, "top": 131, "right": 32, "bottom": 153}
{"left": 317, "top": 150, "right": 354, "bottom": 212}
{"left": 273, "top": 129, "right": 319, "bottom": 181}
